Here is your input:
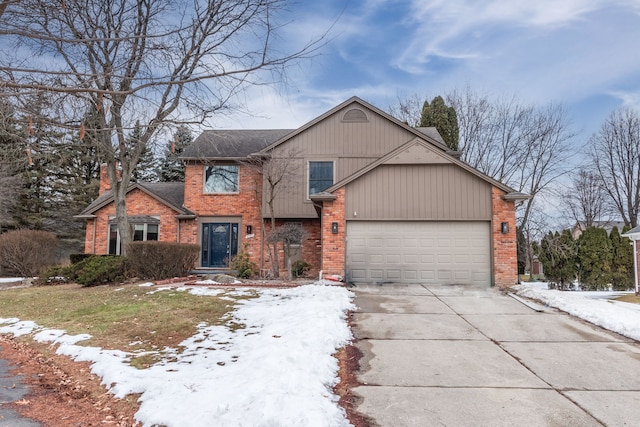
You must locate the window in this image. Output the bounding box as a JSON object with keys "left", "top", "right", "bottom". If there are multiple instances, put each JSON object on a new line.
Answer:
{"left": 205, "top": 165, "right": 239, "bottom": 193}
{"left": 108, "top": 222, "right": 159, "bottom": 255}
{"left": 308, "top": 161, "right": 334, "bottom": 196}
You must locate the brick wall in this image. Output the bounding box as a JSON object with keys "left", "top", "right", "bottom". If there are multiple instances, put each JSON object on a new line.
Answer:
{"left": 84, "top": 188, "right": 182, "bottom": 254}
{"left": 262, "top": 219, "right": 322, "bottom": 277}
{"left": 183, "top": 163, "right": 263, "bottom": 267}
{"left": 320, "top": 188, "right": 346, "bottom": 277}
{"left": 492, "top": 187, "right": 518, "bottom": 287}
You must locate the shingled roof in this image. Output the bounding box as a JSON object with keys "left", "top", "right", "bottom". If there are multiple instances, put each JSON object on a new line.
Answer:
{"left": 76, "top": 182, "right": 194, "bottom": 217}
{"left": 181, "top": 129, "right": 294, "bottom": 160}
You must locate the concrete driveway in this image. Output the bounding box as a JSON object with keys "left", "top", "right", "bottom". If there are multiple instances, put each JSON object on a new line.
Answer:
{"left": 350, "top": 284, "right": 640, "bottom": 427}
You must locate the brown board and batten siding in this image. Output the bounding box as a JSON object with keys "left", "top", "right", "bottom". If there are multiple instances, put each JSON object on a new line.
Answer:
{"left": 345, "top": 164, "right": 492, "bottom": 221}
{"left": 264, "top": 103, "right": 420, "bottom": 218}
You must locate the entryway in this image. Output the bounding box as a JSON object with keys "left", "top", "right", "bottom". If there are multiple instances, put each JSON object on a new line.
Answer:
{"left": 201, "top": 222, "right": 238, "bottom": 268}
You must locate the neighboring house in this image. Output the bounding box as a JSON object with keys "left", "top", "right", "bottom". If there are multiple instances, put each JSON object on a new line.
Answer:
{"left": 621, "top": 226, "right": 640, "bottom": 294}
{"left": 76, "top": 97, "right": 527, "bottom": 287}
{"left": 571, "top": 220, "right": 627, "bottom": 240}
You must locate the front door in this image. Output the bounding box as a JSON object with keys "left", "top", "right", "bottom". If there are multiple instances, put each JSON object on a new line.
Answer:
{"left": 201, "top": 223, "right": 238, "bottom": 268}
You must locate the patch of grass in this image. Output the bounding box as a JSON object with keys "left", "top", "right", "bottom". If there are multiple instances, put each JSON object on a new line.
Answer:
{"left": 0, "top": 284, "right": 254, "bottom": 367}
{"left": 613, "top": 294, "right": 640, "bottom": 304}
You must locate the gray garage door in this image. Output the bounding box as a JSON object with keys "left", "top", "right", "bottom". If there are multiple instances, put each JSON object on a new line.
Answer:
{"left": 346, "top": 221, "right": 491, "bottom": 286}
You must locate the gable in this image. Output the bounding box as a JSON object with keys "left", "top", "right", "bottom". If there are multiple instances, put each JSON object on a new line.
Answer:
{"left": 383, "top": 138, "right": 452, "bottom": 165}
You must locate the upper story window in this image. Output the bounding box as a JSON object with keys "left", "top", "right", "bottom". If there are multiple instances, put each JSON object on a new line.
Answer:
{"left": 205, "top": 165, "right": 239, "bottom": 193}
{"left": 309, "top": 161, "right": 334, "bottom": 196}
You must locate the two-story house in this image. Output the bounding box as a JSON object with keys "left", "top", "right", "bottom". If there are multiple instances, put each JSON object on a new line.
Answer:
{"left": 77, "top": 97, "right": 527, "bottom": 287}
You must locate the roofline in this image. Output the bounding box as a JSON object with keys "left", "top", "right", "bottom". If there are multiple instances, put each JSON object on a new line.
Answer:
{"left": 309, "top": 192, "right": 337, "bottom": 202}
{"left": 73, "top": 214, "right": 96, "bottom": 219}
{"left": 502, "top": 192, "right": 532, "bottom": 201}
{"left": 323, "top": 138, "right": 518, "bottom": 195}
{"left": 255, "top": 96, "right": 456, "bottom": 156}
{"left": 182, "top": 156, "right": 251, "bottom": 162}
{"left": 82, "top": 183, "right": 189, "bottom": 215}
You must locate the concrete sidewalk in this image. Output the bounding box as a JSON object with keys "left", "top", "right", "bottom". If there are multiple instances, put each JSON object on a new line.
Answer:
{"left": 350, "top": 284, "right": 640, "bottom": 427}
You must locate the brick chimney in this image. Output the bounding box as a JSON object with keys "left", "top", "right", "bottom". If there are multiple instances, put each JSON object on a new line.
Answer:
{"left": 99, "top": 163, "right": 110, "bottom": 195}
{"left": 99, "top": 163, "right": 122, "bottom": 195}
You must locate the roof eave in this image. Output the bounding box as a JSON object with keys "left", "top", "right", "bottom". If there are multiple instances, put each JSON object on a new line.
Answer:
{"left": 73, "top": 214, "right": 96, "bottom": 219}
{"left": 310, "top": 192, "right": 337, "bottom": 202}
{"left": 502, "top": 192, "right": 532, "bottom": 201}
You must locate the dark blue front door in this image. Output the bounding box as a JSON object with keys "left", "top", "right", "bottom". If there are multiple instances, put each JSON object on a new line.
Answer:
{"left": 201, "top": 223, "right": 238, "bottom": 267}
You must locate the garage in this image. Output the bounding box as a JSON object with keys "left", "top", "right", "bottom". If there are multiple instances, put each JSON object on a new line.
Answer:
{"left": 346, "top": 221, "right": 491, "bottom": 286}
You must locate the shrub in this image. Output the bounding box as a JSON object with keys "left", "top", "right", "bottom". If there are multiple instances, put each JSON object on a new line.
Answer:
{"left": 70, "top": 253, "right": 93, "bottom": 264}
{"left": 73, "top": 255, "right": 128, "bottom": 286}
{"left": 0, "top": 229, "right": 59, "bottom": 276}
{"left": 230, "top": 246, "right": 257, "bottom": 279}
{"left": 126, "top": 241, "right": 199, "bottom": 280}
{"left": 292, "top": 260, "right": 310, "bottom": 278}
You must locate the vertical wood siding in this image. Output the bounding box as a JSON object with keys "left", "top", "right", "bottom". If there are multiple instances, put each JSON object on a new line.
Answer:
{"left": 345, "top": 164, "right": 492, "bottom": 220}
{"left": 264, "top": 103, "right": 417, "bottom": 218}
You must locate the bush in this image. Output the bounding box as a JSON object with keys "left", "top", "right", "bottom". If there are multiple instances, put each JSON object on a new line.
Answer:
{"left": 0, "top": 229, "right": 59, "bottom": 276}
{"left": 292, "top": 260, "right": 310, "bottom": 278}
{"left": 73, "top": 255, "right": 127, "bottom": 286}
{"left": 230, "top": 246, "right": 257, "bottom": 279}
{"left": 126, "top": 241, "right": 199, "bottom": 280}
{"left": 70, "top": 253, "right": 93, "bottom": 264}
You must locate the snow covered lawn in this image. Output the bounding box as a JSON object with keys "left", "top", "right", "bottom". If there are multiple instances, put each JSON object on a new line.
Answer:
{"left": 0, "top": 282, "right": 355, "bottom": 427}
{"left": 515, "top": 282, "right": 640, "bottom": 341}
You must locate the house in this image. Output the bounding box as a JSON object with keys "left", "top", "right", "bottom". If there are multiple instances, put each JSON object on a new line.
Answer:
{"left": 571, "top": 220, "right": 627, "bottom": 240}
{"left": 76, "top": 97, "right": 528, "bottom": 287}
{"left": 621, "top": 226, "right": 640, "bottom": 294}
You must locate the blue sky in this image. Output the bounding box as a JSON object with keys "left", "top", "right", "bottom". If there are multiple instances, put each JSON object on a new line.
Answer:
{"left": 216, "top": 0, "right": 640, "bottom": 152}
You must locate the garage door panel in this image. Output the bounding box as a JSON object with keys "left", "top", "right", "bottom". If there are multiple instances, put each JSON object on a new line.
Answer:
{"left": 347, "top": 221, "right": 491, "bottom": 286}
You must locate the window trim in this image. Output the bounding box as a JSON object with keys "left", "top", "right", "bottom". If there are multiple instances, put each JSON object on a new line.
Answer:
{"left": 203, "top": 164, "right": 240, "bottom": 194}
{"left": 307, "top": 160, "right": 335, "bottom": 199}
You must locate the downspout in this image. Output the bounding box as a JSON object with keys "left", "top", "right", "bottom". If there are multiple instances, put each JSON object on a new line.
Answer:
{"left": 91, "top": 219, "right": 96, "bottom": 254}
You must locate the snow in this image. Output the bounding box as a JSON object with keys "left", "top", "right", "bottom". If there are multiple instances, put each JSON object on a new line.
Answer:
{"left": 0, "top": 277, "right": 24, "bottom": 283}
{"left": 0, "top": 283, "right": 355, "bottom": 427}
{"left": 515, "top": 282, "right": 640, "bottom": 341}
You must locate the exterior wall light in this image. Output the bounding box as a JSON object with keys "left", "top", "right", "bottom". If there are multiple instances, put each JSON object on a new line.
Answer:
{"left": 501, "top": 222, "right": 509, "bottom": 234}
{"left": 332, "top": 222, "right": 339, "bottom": 234}
{"left": 246, "top": 225, "right": 252, "bottom": 235}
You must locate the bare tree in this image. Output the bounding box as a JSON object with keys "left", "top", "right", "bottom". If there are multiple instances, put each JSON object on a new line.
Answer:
{"left": 563, "top": 168, "right": 610, "bottom": 227}
{"left": 0, "top": 0, "right": 325, "bottom": 253}
{"left": 246, "top": 146, "right": 300, "bottom": 277}
{"left": 387, "top": 92, "right": 425, "bottom": 127}
{"left": 589, "top": 108, "right": 640, "bottom": 228}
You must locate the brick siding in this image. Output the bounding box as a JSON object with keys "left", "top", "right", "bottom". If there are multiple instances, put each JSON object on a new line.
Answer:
{"left": 320, "top": 188, "right": 346, "bottom": 277}
{"left": 491, "top": 187, "right": 518, "bottom": 287}
{"left": 84, "top": 188, "right": 182, "bottom": 254}
{"left": 183, "top": 163, "right": 263, "bottom": 268}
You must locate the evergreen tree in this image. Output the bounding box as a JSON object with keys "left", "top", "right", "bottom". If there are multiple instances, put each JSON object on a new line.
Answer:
{"left": 0, "top": 100, "right": 24, "bottom": 230}
{"left": 419, "top": 96, "right": 460, "bottom": 150}
{"left": 577, "top": 227, "right": 613, "bottom": 290}
{"left": 130, "top": 121, "right": 157, "bottom": 182}
{"left": 46, "top": 124, "right": 101, "bottom": 239}
{"left": 610, "top": 226, "right": 634, "bottom": 290}
{"left": 157, "top": 125, "right": 192, "bottom": 182}
{"left": 537, "top": 230, "right": 577, "bottom": 290}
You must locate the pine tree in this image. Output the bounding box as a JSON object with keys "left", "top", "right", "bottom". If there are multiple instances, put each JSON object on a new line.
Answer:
{"left": 419, "top": 96, "right": 460, "bottom": 150}
{"left": 537, "top": 230, "right": 577, "bottom": 290}
{"left": 610, "top": 226, "right": 634, "bottom": 290}
{"left": 130, "top": 121, "right": 157, "bottom": 182}
{"left": 0, "top": 100, "right": 24, "bottom": 230}
{"left": 577, "top": 227, "right": 613, "bottom": 290}
{"left": 157, "top": 125, "right": 192, "bottom": 182}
